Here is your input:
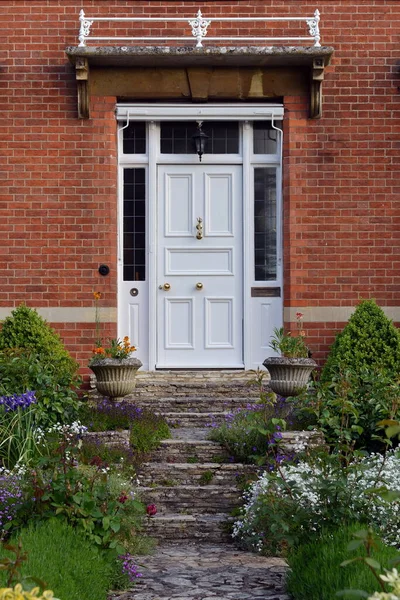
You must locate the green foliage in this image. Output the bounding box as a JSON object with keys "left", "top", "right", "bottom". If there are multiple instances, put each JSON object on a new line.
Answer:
{"left": 269, "top": 326, "right": 309, "bottom": 358}
{"left": 286, "top": 524, "right": 399, "bottom": 600}
{"left": 79, "top": 399, "right": 136, "bottom": 432}
{"left": 129, "top": 409, "right": 171, "bottom": 458}
{"left": 316, "top": 300, "right": 400, "bottom": 452}
{"left": 0, "top": 519, "right": 117, "bottom": 600}
{"left": 199, "top": 470, "right": 214, "bottom": 485}
{"left": 0, "top": 403, "right": 41, "bottom": 469}
{"left": 11, "top": 426, "right": 145, "bottom": 555}
{"left": 321, "top": 300, "right": 400, "bottom": 383}
{"left": 0, "top": 350, "right": 81, "bottom": 428}
{"left": 208, "top": 407, "right": 276, "bottom": 464}
{"left": 316, "top": 367, "right": 400, "bottom": 452}
{"left": 0, "top": 305, "right": 81, "bottom": 428}
{"left": 0, "top": 305, "right": 78, "bottom": 380}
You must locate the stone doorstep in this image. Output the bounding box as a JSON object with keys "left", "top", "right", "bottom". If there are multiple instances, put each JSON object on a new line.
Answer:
{"left": 138, "top": 485, "right": 241, "bottom": 514}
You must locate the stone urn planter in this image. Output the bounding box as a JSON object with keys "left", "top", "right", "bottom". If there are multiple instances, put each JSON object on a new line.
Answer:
{"left": 263, "top": 356, "right": 317, "bottom": 397}
{"left": 89, "top": 357, "right": 142, "bottom": 402}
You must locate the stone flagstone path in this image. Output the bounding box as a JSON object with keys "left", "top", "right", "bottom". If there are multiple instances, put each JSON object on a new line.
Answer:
{"left": 110, "top": 543, "right": 290, "bottom": 600}
{"left": 109, "top": 371, "right": 290, "bottom": 600}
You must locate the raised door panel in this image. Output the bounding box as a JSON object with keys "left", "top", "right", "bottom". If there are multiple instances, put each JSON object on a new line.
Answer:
{"left": 204, "top": 173, "right": 234, "bottom": 237}
{"left": 164, "top": 173, "right": 194, "bottom": 237}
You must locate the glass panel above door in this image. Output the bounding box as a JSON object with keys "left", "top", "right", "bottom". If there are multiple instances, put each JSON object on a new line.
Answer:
{"left": 160, "top": 121, "right": 239, "bottom": 154}
{"left": 253, "top": 121, "right": 282, "bottom": 154}
{"left": 123, "top": 122, "right": 146, "bottom": 154}
{"left": 254, "top": 167, "right": 277, "bottom": 281}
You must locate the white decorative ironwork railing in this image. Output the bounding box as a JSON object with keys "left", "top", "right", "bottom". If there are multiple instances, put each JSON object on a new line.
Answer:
{"left": 77, "top": 9, "right": 322, "bottom": 49}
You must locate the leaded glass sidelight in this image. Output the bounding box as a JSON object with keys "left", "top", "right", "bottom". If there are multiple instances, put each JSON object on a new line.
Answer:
{"left": 254, "top": 168, "right": 277, "bottom": 281}
{"left": 123, "top": 168, "right": 146, "bottom": 281}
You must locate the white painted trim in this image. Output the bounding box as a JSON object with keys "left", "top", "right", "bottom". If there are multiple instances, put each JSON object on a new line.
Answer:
{"left": 116, "top": 103, "right": 284, "bottom": 121}
{"left": 242, "top": 121, "right": 252, "bottom": 369}
{"left": 148, "top": 121, "right": 158, "bottom": 370}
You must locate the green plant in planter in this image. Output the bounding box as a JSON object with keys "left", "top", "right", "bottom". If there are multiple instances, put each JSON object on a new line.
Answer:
{"left": 321, "top": 299, "right": 400, "bottom": 383}
{"left": 269, "top": 312, "right": 309, "bottom": 358}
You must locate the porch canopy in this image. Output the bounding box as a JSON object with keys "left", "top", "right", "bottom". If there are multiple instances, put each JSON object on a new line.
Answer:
{"left": 65, "top": 8, "right": 334, "bottom": 119}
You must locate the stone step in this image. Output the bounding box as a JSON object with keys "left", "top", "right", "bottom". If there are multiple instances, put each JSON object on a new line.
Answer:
{"left": 139, "top": 462, "right": 260, "bottom": 487}
{"left": 165, "top": 411, "right": 231, "bottom": 428}
{"left": 138, "top": 485, "right": 241, "bottom": 514}
{"left": 150, "top": 439, "right": 230, "bottom": 463}
{"left": 144, "top": 513, "right": 232, "bottom": 543}
{"left": 135, "top": 396, "right": 259, "bottom": 413}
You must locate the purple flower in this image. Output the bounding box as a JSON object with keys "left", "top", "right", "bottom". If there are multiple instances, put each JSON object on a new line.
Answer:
{"left": 0, "top": 391, "right": 37, "bottom": 412}
{"left": 0, "top": 471, "right": 23, "bottom": 532}
{"left": 119, "top": 554, "right": 143, "bottom": 582}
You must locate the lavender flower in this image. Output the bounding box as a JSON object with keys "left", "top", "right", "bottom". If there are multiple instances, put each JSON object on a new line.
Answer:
{"left": 0, "top": 391, "right": 37, "bottom": 412}
{"left": 119, "top": 554, "right": 143, "bottom": 582}
{"left": 0, "top": 469, "right": 23, "bottom": 534}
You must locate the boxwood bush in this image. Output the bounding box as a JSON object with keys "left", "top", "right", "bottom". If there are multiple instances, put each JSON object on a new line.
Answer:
{"left": 321, "top": 299, "right": 400, "bottom": 383}
{"left": 0, "top": 305, "right": 81, "bottom": 427}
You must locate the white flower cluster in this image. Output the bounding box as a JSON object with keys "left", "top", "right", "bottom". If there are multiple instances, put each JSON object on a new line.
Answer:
{"left": 233, "top": 450, "right": 400, "bottom": 551}
{"left": 368, "top": 568, "right": 400, "bottom": 599}
{"left": 36, "top": 421, "right": 88, "bottom": 443}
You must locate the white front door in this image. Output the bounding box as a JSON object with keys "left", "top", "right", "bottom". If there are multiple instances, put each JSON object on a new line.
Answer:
{"left": 157, "top": 164, "right": 243, "bottom": 368}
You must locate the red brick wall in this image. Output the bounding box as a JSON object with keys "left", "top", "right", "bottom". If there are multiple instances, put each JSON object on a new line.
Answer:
{"left": 1, "top": 0, "right": 399, "bottom": 367}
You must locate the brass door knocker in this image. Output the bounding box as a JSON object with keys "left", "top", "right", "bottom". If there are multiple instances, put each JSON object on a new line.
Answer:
{"left": 196, "top": 217, "right": 203, "bottom": 240}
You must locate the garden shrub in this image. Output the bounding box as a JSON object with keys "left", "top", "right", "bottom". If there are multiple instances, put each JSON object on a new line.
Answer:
{"left": 0, "top": 519, "right": 116, "bottom": 600}
{"left": 0, "top": 305, "right": 78, "bottom": 380}
{"left": 321, "top": 299, "right": 400, "bottom": 383}
{"left": 286, "top": 524, "right": 400, "bottom": 600}
{"left": 317, "top": 300, "right": 400, "bottom": 451}
{"left": 233, "top": 450, "right": 400, "bottom": 555}
{"left": 0, "top": 306, "right": 81, "bottom": 427}
{"left": 15, "top": 422, "right": 145, "bottom": 554}
{"left": 0, "top": 350, "right": 81, "bottom": 428}
{"left": 316, "top": 367, "right": 400, "bottom": 452}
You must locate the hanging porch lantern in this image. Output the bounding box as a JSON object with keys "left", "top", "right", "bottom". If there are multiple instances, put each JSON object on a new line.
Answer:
{"left": 192, "top": 120, "right": 209, "bottom": 162}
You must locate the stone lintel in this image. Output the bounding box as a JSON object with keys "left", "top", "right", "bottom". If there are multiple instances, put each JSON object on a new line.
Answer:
{"left": 65, "top": 45, "right": 334, "bottom": 119}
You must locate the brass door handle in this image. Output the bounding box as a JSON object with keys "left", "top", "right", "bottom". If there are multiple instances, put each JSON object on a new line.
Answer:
{"left": 159, "top": 283, "right": 171, "bottom": 291}
{"left": 196, "top": 282, "right": 203, "bottom": 290}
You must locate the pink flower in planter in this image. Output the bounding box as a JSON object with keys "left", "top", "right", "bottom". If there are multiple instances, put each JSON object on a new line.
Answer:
{"left": 146, "top": 503, "right": 157, "bottom": 517}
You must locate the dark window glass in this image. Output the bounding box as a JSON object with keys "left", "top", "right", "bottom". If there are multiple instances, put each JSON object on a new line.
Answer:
{"left": 123, "top": 168, "right": 146, "bottom": 281}
{"left": 254, "top": 168, "right": 277, "bottom": 281}
{"left": 160, "top": 121, "right": 239, "bottom": 154}
{"left": 123, "top": 122, "right": 146, "bottom": 154}
{"left": 253, "top": 121, "right": 281, "bottom": 154}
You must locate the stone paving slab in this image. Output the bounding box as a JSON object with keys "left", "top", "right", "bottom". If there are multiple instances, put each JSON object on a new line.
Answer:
{"left": 109, "top": 543, "right": 289, "bottom": 600}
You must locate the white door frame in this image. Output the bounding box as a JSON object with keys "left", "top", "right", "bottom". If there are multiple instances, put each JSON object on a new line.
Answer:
{"left": 116, "top": 103, "right": 284, "bottom": 370}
